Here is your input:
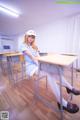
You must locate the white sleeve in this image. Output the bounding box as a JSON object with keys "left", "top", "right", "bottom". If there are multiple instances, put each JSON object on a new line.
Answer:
{"left": 20, "top": 44, "right": 28, "bottom": 52}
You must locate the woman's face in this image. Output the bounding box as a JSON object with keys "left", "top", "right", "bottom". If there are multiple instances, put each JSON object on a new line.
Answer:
{"left": 26, "top": 35, "right": 35, "bottom": 44}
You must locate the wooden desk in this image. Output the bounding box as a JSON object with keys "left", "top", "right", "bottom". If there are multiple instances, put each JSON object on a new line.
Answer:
{"left": 3, "top": 52, "right": 24, "bottom": 84}
{"left": 4, "top": 52, "right": 22, "bottom": 57}
{"left": 35, "top": 54, "right": 77, "bottom": 120}
{"left": 37, "top": 54, "right": 77, "bottom": 66}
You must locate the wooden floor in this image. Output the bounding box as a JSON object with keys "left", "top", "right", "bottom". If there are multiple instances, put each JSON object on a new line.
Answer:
{"left": 0, "top": 68, "right": 80, "bottom": 120}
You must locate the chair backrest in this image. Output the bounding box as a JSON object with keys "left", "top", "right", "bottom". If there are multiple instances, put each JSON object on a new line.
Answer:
{"left": 19, "top": 55, "right": 25, "bottom": 62}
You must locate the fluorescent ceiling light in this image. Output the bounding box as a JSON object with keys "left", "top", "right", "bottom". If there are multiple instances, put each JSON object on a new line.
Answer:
{"left": 0, "top": 4, "right": 20, "bottom": 17}
{"left": 56, "top": 0, "right": 80, "bottom": 4}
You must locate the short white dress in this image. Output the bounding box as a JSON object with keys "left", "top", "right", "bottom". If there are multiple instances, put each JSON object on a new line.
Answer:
{"left": 20, "top": 43, "right": 39, "bottom": 76}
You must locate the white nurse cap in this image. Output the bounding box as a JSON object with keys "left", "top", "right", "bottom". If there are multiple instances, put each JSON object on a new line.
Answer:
{"left": 26, "top": 30, "right": 36, "bottom": 36}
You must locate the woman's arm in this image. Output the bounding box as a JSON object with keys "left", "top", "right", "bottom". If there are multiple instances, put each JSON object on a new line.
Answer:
{"left": 23, "top": 50, "right": 38, "bottom": 63}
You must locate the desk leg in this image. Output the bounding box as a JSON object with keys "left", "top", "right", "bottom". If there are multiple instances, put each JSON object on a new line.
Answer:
{"left": 58, "top": 66, "right": 64, "bottom": 120}
{"left": 7, "top": 57, "right": 14, "bottom": 85}
{"left": 21, "top": 61, "right": 24, "bottom": 81}
{"left": 0, "top": 61, "right": 3, "bottom": 73}
{"left": 71, "top": 63, "right": 74, "bottom": 100}
{"left": 0, "top": 61, "right": 3, "bottom": 80}
{"left": 0, "top": 56, "right": 4, "bottom": 75}
{"left": 76, "top": 59, "right": 78, "bottom": 78}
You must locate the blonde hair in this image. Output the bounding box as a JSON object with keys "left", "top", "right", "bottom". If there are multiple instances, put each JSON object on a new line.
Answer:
{"left": 24, "top": 35, "right": 39, "bottom": 51}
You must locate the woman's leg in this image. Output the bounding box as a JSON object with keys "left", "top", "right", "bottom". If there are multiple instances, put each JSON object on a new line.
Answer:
{"left": 61, "top": 75, "right": 73, "bottom": 90}
{"left": 30, "top": 67, "right": 67, "bottom": 106}
{"left": 30, "top": 69, "right": 79, "bottom": 113}
{"left": 58, "top": 68, "right": 73, "bottom": 90}
{"left": 46, "top": 72, "right": 67, "bottom": 107}
{"left": 26, "top": 64, "right": 38, "bottom": 77}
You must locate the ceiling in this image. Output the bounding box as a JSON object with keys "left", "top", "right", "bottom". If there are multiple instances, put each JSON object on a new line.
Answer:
{"left": 0, "top": 0, "right": 80, "bottom": 36}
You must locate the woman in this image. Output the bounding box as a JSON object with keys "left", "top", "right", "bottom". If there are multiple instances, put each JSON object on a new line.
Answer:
{"left": 20, "top": 30, "right": 80, "bottom": 113}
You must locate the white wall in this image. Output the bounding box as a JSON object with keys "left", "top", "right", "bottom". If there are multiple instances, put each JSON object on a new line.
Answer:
{"left": 34, "top": 15, "right": 80, "bottom": 68}
{"left": 35, "top": 20, "right": 67, "bottom": 53}
{"left": 17, "top": 34, "right": 24, "bottom": 51}
{"left": 34, "top": 16, "right": 80, "bottom": 54}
